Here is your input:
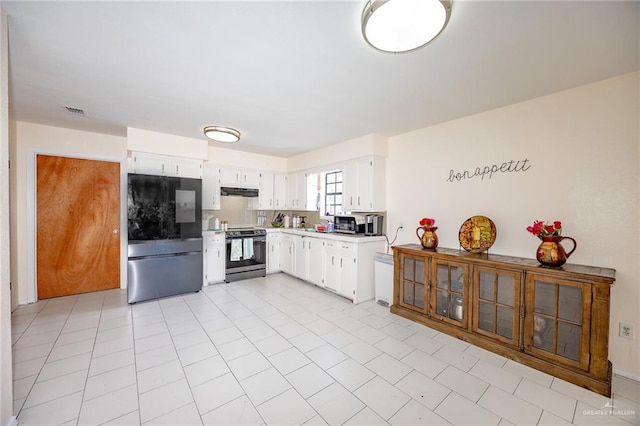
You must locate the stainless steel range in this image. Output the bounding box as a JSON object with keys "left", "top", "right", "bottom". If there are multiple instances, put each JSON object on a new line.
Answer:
{"left": 225, "top": 228, "right": 267, "bottom": 282}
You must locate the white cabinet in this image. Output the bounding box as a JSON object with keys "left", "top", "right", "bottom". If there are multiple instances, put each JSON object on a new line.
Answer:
{"left": 267, "top": 232, "right": 281, "bottom": 274}
{"left": 202, "top": 164, "right": 221, "bottom": 210}
{"left": 274, "top": 230, "right": 385, "bottom": 304}
{"left": 294, "top": 235, "right": 307, "bottom": 280}
{"left": 322, "top": 240, "right": 338, "bottom": 292}
{"left": 287, "top": 171, "right": 307, "bottom": 210}
{"left": 336, "top": 242, "right": 357, "bottom": 299}
{"left": 172, "top": 158, "right": 204, "bottom": 178}
{"left": 131, "top": 153, "right": 168, "bottom": 175}
{"left": 342, "top": 156, "right": 385, "bottom": 211}
{"left": 204, "top": 232, "right": 225, "bottom": 284}
{"left": 273, "top": 173, "right": 287, "bottom": 210}
{"left": 258, "top": 171, "right": 275, "bottom": 210}
{"left": 307, "top": 237, "right": 323, "bottom": 286}
{"left": 322, "top": 240, "right": 356, "bottom": 297}
{"left": 131, "top": 152, "right": 203, "bottom": 179}
{"left": 219, "top": 166, "right": 260, "bottom": 187}
{"left": 280, "top": 234, "right": 295, "bottom": 276}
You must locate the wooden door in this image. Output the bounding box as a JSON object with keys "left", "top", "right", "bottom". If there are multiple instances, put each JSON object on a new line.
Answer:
{"left": 37, "top": 155, "right": 120, "bottom": 299}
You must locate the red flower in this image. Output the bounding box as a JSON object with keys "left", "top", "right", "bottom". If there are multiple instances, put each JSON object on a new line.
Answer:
{"left": 419, "top": 217, "right": 435, "bottom": 227}
{"left": 526, "top": 220, "right": 563, "bottom": 237}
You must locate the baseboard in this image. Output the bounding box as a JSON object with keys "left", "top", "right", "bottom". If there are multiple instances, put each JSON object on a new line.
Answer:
{"left": 6, "top": 416, "right": 17, "bottom": 426}
{"left": 613, "top": 367, "right": 640, "bottom": 383}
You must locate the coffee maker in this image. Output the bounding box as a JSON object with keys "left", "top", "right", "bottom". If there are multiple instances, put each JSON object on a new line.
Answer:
{"left": 365, "top": 214, "right": 384, "bottom": 236}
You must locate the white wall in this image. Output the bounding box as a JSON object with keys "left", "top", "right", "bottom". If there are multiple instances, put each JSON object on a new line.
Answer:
{"left": 10, "top": 122, "right": 128, "bottom": 305}
{"left": 0, "top": 8, "right": 14, "bottom": 425}
{"left": 207, "top": 145, "right": 286, "bottom": 172}
{"left": 287, "top": 133, "right": 388, "bottom": 172}
{"left": 387, "top": 72, "right": 640, "bottom": 377}
{"left": 128, "top": 127, "right": 208, "bottom": 160}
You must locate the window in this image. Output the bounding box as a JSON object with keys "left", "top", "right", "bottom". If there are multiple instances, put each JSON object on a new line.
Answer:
{"left": 324, "top": 171, "right": 342, "bottom": 215}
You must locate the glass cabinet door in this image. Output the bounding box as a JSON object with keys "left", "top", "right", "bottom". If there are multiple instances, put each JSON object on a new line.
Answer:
{"left": 400, "top": 255, "right": 427, "bottom": 312}
{"left": 472, "top": 267, "right": 521, "bottom": 347}
{"left": 525, "top": 275, "right": 591, "bottom": 370}
{"left": 430, "top": 260, "right": 468, "bottom": 326}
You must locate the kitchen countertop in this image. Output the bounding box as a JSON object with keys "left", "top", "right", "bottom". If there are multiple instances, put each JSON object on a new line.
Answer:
{"left": 265, "top": 227, "right": 388, "bottom": 243}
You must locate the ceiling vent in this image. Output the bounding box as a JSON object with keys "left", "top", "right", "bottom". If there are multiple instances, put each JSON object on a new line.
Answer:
{"left": 63, "top": 106, "right": 86, "bottom": 117}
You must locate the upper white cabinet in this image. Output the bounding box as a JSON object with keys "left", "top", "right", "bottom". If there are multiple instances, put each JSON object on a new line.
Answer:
{"left": 130, "top": 152, "right": 203, "bottom": 179}
{"left": 287, "top": 171, "right": 314, "bottom": 210}
{"left": 342, "top": 156, "right": 385, "bottom": 212}
{"left": 258, "top": 171, "right": 275, "bottom": 210}
{"left": 273, "top": 173, "right": 287, "bottom": 210}
{"left": 202, "top": 163, "right": 221, "bottom": 210}
{"left": 219, "top": 166, "right": 260, "bottom": 188}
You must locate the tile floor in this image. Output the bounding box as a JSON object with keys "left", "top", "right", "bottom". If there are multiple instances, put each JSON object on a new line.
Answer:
{"left": 11, "top": 273, "right": 640, "bottom": 426}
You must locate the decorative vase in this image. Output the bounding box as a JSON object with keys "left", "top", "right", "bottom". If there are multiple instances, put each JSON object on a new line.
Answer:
{"left": 536, "top": 235, "right": 577, "bottom": 267}
{"left": 416, "top": 226, "right": 438, "bottom": 249}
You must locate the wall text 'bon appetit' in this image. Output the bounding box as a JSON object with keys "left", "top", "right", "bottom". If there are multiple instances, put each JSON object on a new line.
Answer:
{"left": 447, "top": 159, "right": 532, "bottom": 183}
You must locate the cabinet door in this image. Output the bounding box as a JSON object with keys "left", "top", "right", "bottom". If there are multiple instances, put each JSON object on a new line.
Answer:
{"left": 472, "top": 267, "right": 522, "bottom": 347}
{"left": 132, "top": 153, "right": 168, "bottom": 175}
{"left": 242, "top": 169, "right": 260, "bottom": 187}
{"left": 280, "top": 235, "right": 295, "bottom": 275}
{"left": 202, "top": 164, "right": 221, "bottom": 210}
{"left": 267, "top": 233, "right": 281, "bottom": 274}
{"left": 219, "top": 166, "right": 241, "bottom": 186}
{"left": 525, "top": 275, "right": 591, "bottom": 371}
{"left": 294, "top": 236, "right": 308, "bottom": 280}
{"left": 431, "top": 259, "right": 469, "bottom": 327}
{"left": 273, "top": 173, "right": 287, "bottom": 209}
{"left": 399, "top": 255, "right": 427, "bottom": 312}
{"left": 342, "top": 161, "right": 357, "bottom": 211}
{"left": 307, "top": 238, "right": 323, "bottom": 286}
{"left": 337, "top": 243, "right": 357, "bottom": 300}
{"left": 172, "top": 158, "right": 203, "bottom": 179}
{"left": 259, "top": 171, "right": 275, "bottom": 210}
{"left": 205, "top": 234, "right": 225, "bottom": 283}
{"left": 323, "top": 241, "right": 338, "bottom": 292}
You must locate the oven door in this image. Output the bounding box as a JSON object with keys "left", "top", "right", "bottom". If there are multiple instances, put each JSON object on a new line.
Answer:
{"left": 225, "top": 235, "right": 267, "bottom": 281}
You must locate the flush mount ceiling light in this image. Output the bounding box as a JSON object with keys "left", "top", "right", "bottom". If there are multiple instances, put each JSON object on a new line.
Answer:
{"left": 362, "top": 0, "right": 452, "bottom": 53}
{"left": 203, "top": 126, "right": 241, "bottom": 143}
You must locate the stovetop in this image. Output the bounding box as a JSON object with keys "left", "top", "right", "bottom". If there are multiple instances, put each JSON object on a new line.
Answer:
{"left": 225, "top": 227, "right": 267, "bottom": 237}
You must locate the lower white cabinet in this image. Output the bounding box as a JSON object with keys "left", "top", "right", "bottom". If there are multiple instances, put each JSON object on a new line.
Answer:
{"left": 270, "top": 230, "right": 385, "bottom": 304}
{"left": 280, "top": 234, "right": 295, "bottom": 276}
{"left": 267, "top": 232, "right": 281, "bottom": 274}
{"left": 335, "top": 242, "right": 357, "bottom": 299}
{"left": 307, "top": 237, "right": 323, "bottom": 286}
{"left": 294, "top": 235, "right": 307, "bottom": 280}
{"left": 204, "top": 232, "right": 225, "bottom": 284}
{"left": 322, "top": 240, "right": 338, "bottom": 292}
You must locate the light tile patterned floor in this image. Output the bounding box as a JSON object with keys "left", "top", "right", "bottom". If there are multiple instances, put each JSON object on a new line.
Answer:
{"left": 11, "top": 273, "right": 640, "bottom": 425}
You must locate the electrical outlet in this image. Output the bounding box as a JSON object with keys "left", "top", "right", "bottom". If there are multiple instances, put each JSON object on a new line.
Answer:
{"left": 619, "top": 322, "right": 633, "bottom": 339}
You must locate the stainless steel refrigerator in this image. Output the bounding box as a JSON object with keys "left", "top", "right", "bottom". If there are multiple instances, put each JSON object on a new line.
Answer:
{"left": 127, "top": 174, "right": 202, "bottom": 303}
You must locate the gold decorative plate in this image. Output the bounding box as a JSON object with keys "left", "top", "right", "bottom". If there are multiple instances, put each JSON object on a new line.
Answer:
{"left": 458, "top": 216, "right": 497, "bottom": 253}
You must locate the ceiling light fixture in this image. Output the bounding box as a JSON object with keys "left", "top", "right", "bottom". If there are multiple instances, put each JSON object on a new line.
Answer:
{"left": 203, "top": 126, "right": 241, "bottom": 143}
{"left": 362, "top": 0, "right": 452, "bottom": 53}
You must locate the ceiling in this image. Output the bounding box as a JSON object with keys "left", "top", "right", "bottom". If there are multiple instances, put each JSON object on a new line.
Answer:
{"left": 3, "top": 1, "right": 639, "bottom": 157}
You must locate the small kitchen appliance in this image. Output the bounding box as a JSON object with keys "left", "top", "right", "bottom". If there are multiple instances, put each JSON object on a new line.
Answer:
{"left": 365, "top": 214, "right": 384, "bottom": 236}
{"left": 334, "top": 215, "right": 366, "bottom": 234}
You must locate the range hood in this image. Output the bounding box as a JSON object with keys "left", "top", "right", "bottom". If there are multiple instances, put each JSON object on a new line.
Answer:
{"left": 220, "top": 186, "right": 259, "bottom": 197}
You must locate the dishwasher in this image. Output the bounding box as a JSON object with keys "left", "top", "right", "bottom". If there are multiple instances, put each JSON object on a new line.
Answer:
{"left": 374, "top": 252, "right": 394, "bottom": 307}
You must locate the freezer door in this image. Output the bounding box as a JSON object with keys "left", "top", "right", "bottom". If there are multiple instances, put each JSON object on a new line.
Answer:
{"left": 127, "top": 251, "right": 202, "bottom": 303}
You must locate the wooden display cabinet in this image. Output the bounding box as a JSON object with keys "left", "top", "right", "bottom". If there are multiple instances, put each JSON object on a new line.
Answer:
{"left": 392, "top": 244, "right": 615, "bottom": 396}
